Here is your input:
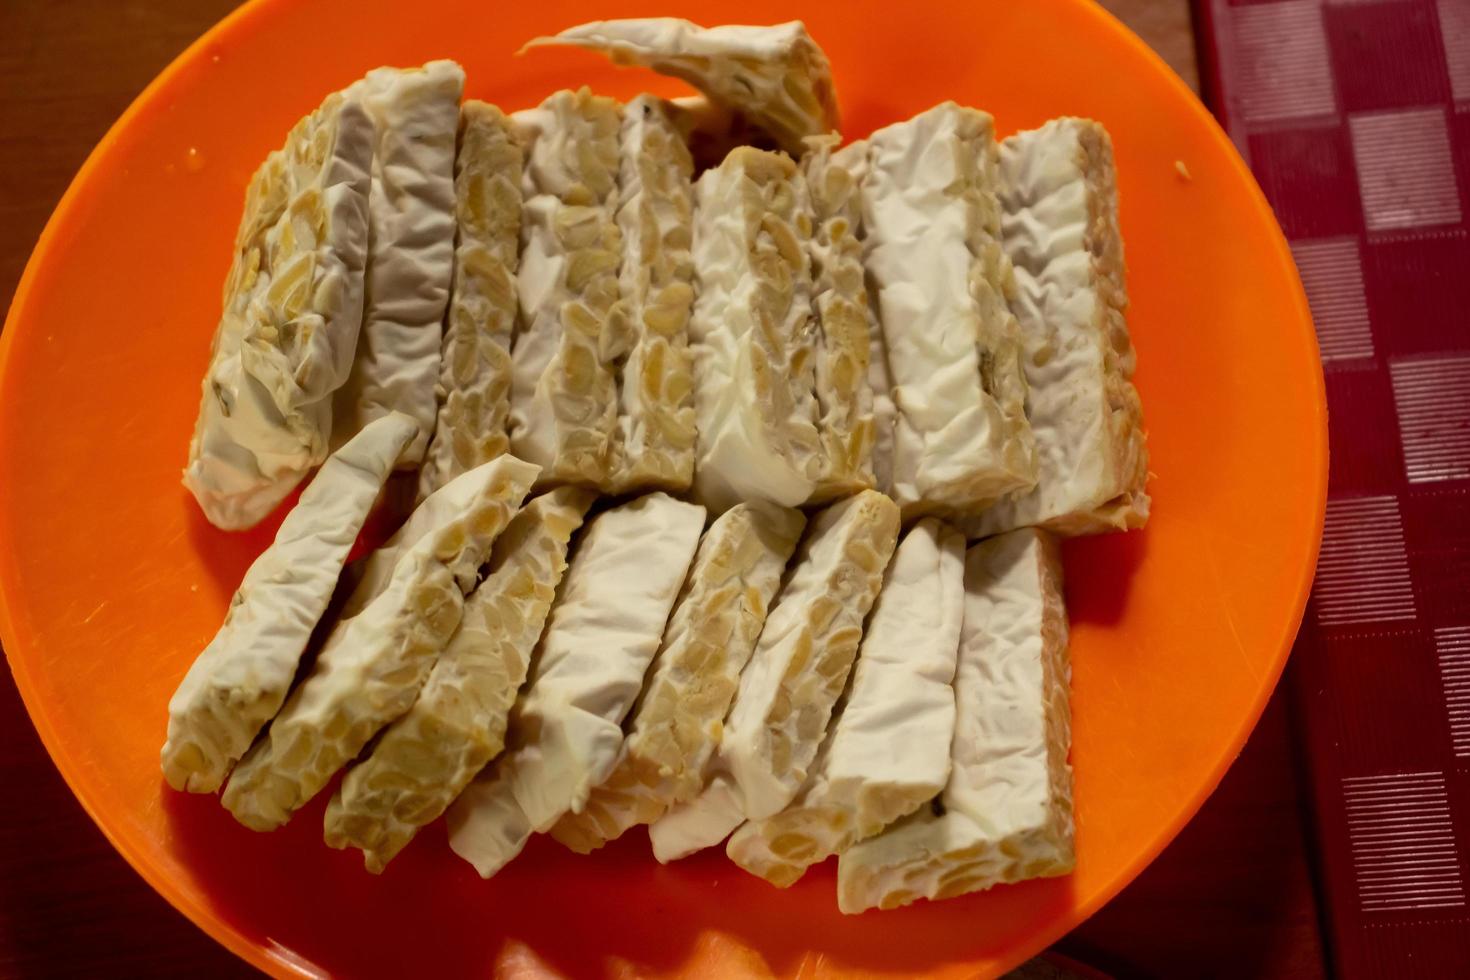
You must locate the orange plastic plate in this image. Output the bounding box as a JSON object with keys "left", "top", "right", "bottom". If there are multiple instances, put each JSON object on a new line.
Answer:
{"left": 0, "top": 0, "right": 1325, "bottom": 976}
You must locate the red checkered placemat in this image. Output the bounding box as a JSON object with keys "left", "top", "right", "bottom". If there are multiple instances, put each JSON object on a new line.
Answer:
{"left": 1196, "top": 0, "right": 1470, "bottom": 975}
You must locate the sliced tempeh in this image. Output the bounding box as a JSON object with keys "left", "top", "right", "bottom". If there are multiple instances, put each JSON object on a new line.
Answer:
{"left": 689, "top": 147, "right": 823, "bottom": 511}
{"left": 163, "top": 413, "right": 418, "bottom": 793}
{"left": 418, "top": 102, "right": 525, "bottom": 499}
{"left": 324, "top": 487, "right": 596, "bottom": 871}
{"left": 446, "top": 492, "right": 705, "bottom": 877}
{"left": 866, "top": 317, "right": 898, "bottom": 497}
{"left": 527, "top": 19, "right": 839, "bottom": 157}
{"left": 837, "top": 527, "right": 1074, "bottom": 914}
{"left": 856, "top": 103, "right": 1037, "bottom": 517}
{"left": 221, "top": 455, "right": 538, "bottom": 831}
{"left": 605, "top": 95, "right": 698, "bottom": 494}
{"left": 185, "top": 90, "right": 375, "bottom": 530}
{"left": 830, "top": 140, "right": 897, "bottom": 497}
{"left": 551, "top": 501, "right": 805, "bottom": 853}
{"left": 334, "top": 61, "right": 464, "bottom": 464}
{"left": 508, "top": 89, "right": 623, "bottom": 486}
{"left": 802, "top": 138, "right": 876, "bottom": 500}
{"left": 966, "top": 118, "right": 1149, "bottom": 537}
{"left": 649, "top": 490, "right": 898, "bottom": 861}
{"left": 727, "top": 518, "right": 964, "bottom": 885}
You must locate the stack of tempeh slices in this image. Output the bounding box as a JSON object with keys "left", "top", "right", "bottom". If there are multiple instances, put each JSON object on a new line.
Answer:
{"left": 166, "top": 16, "right": 1147, "bottom": 914}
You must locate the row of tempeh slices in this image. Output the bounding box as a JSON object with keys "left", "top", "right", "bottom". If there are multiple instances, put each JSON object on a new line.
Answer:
{"left": 167, "top": 17, "right": 1149, "bottom": 913}
{"left": 184, "top": 18, "right": 1147, "bottom": 537}
{"left": 165, "top": 439, "right": 1069, "bottom": 912}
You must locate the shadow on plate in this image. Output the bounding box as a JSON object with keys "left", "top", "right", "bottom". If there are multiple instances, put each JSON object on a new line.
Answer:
{"left": 163, "top": 775, "right": 1080, "bottom": 976}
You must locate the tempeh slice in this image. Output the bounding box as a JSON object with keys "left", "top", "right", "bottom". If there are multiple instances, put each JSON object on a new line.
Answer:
{"left": 528, "top": 19, "right": 839, "bottom": 156}
{"left": 967, "top": 118, "right": 1149, "bottom": 537}
{"left": 335, "top": 62, "right": 465, "bottom": 463}
{"left": 605, "top": 95, "right": 698, "bottom": 494}
{"left": 689, "top": 147, "right": 824, "bottom": 511}
{"left": 185, "top": 91, "right": 375, "bottom": 530}
{"left": 418, "top": 102, "right": 525, "bottom": 498}
{"left": 830, "top": 139, "right": 898, "bottom": 496}
{"left": 856, "top": 103, "right": 1037, "bottom": 517}
{"left": 163, "top": 413, "right": 418, "bottom": 793}
{"left": 508, "top": 89, "right": 623, "bottom": 486}
{"left": 802, "top": 137, "right": 876, "bottom": 499}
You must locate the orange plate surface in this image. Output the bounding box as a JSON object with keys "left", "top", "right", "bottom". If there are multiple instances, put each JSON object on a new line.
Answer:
{"left": 0, "top": 0, "right": 1326, "bottom": 976}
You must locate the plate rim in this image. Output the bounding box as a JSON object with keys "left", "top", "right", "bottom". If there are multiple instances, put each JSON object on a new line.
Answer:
{"left": 0, "top": 0, "right": 1328, "bottom": 976}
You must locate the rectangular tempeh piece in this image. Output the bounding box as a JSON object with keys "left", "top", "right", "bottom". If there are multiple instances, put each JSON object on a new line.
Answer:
{"left": 220, "top": 455, "right": 538, "bottom": 831}
{"left": 649, "top": 490, "right": 899, "bottom": 861}
{"left": 335, "top": 62, "right": 465, "bottom": 464}
{"left": 726, "top": 518, "right": 964, "bottom": 886}
{"left": 605, "top": 95, "right": 699, "bottom": 494}
{"left": 856, "top": 103, "right": 1037, "bottom": 516}
{"left": 966, "top": 118, "right": 1149, "bottom": 537}
{"left": 528, "top": 19, "right": 840, "bottom": 157}
{"left": 830, "top": 140, "right": 897, "bottom": 497}
{"left": 446, "top": 492, "right": 706, "bottom": 877}
{"left": 865, "top": 316, "right": 898, "bottom": 496}
{"left": 163, "top": 413, "right": 418, "bottom": 793}
{"left": 509, "top": 89, "right": 623, "bottom": 486}
{"left": 324, "top": 487, "right": 595, "bottom": 871}
{"left": 185, "top": 90, "right": 375, "bottom": 530}
{"left": 550, "top": 501, "right": 806, "bottom": 853}
{"left": 803, "top": 138, "right": 877, "bottom": 500}
{"left": 689, "top": 147, "right": 824, "bottom": 511}
{"left": 836, "top": 527, "right": 1074, "bottom": 914}
{"left": 418, "top": 102, "right": 525, "bottom": 499}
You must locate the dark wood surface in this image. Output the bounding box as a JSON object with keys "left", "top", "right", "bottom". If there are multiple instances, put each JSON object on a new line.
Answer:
{"left": 0, "top": 2, "right": 1322, "bottom": 976}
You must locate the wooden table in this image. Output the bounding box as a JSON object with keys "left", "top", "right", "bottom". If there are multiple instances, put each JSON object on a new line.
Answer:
{"left": 0, "top": 2, "right": 1324, "bottom": 976}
